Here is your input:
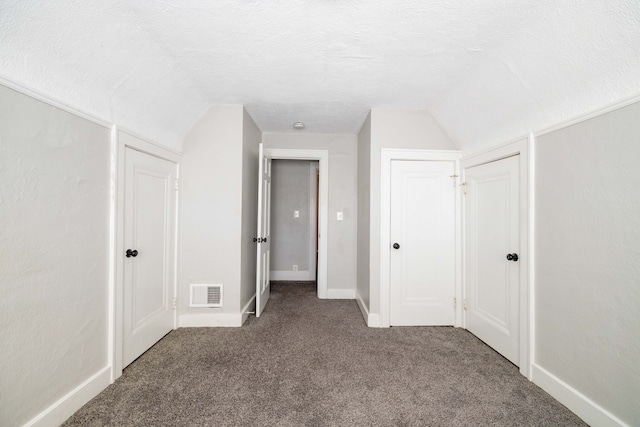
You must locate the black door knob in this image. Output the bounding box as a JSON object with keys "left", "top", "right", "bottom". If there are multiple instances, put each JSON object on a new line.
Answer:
{"left": 393, "top": 243, "right": 400, "bottom": 250}
{"left": 506, "top": 253, "right": 518, "bottom": 262}
{"left": 126, "top": 249, "right": 138, "bottom": 258}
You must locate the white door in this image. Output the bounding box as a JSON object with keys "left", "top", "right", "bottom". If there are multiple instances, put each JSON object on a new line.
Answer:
{"left": 123, "top": 148, "right": 176, "bottom": 367}
{"left": 390, "top": 160, "right": 456, "bottom": 326}
{"left": 464, "top": 155, "right": 519, "bottom": 365}
{"left": 256, "top": 144, "right": 272, "bottom": 317}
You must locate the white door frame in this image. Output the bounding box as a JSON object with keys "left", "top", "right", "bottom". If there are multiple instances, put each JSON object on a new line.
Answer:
{"left": 109, "top": 127, "right": 182, "bottom": 381}
{"left": 308, "top": 163, "right": 319, "bottom": 281}
{"left": 461, "top": 136, "right": 532, "bottom": 379}
{"left": 380, "top": 149, "right": 462, "bottom": 328}
{"left": 265, "top": 148, "right": 329, "bottom": 299}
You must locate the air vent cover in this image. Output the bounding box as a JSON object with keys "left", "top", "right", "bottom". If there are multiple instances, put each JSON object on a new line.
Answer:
{"left": 190, "top": 284, "right": 223, "bottom": 307}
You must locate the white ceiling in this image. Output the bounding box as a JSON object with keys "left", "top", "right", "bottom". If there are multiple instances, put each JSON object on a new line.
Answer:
{"left": 1, "top": 1, "right": 639, "bottom": 151}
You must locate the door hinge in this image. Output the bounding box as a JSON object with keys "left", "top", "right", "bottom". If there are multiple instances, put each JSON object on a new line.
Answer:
{"left": 463, "top": 298, "right": 468, "bottom": 310}
{"left": 453, "top": 297, "right": 457, "bottom": 310}
{"left": 173, "top": 298, "right": 177, "bottom": 310}
{"left": 174, "top": 179, "right": 179, "bottom": 191}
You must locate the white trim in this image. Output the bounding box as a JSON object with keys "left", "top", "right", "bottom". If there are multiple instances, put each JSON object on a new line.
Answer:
{"left": 356, "top": 294, "right": 380, "bottom": 327}
{"left": 108, "top": 126, "right": 119, "bottom": 383}
{"left": 309, "top": 162, "right": 319, "bottom": 280}
{"left": 326, "top": 288, "right": 357, "bottom": 299}
{"left": 527, "top": 133, "right": 536, "bottom": 381}
{"left": 23, "top": 366, "right": 111, "bottom": 427}
{"left": 118, "top": 130, "right": 182, "bottom": 163}
{"left": 0, "top": 76, "right": 184, "bottom": 154}
{"left": 265, "top": 148, "right": 329, "bottom": 299}
{"left": 380, "top": 149, "right": 462, "bottom": 328}
{"left": 535, "top": 93, "right": 640, "bottom": 137}
{"left": 462, "top": 139, "right": 522, "bottom": 165}
{"left": 241, "top": 294, "right": 256, "bottom": 325}
{"left": 0, "top": 75, "right": 111, "bottom": 128}
{"left": 179, "top": 313, "right": 244, "bottom": 327}
{"left": 461, "top": 138, "right": 531, "bottom": 378}
{"left": 270, "top": 270, "right": 315, "bottom": 281}
{"left": 531, "top": 364, "right": 629, "bottom": 427}
{"left": 112, "top": 128, "right": 182, "bottom": 380}
{"left": 463, "top": 93, "right": 640, "bottom": 160}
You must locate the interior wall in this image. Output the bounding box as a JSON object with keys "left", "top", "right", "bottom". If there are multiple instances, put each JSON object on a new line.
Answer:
{"left": 0, "top": 84, "right": 110, "bottom": 426}
{"left": 534, "top": 101, "right": 640, "bottom": 426}
{"left": 357, "top": 112, "right": 372, "bottom": 310}
{"left": 367, "top": 109, "right": 458, "bottom": 316}
{"left": 270, "top": 159, "right": 316, "bottom": 279}
{"left": 180, "top": 106, "right": 244, "bottom": 315}
{"left": 240, "top": 108, "right": 261, "bottom": 311}
{"left": 263, "top": 133, "right": 358, "bottom": 295}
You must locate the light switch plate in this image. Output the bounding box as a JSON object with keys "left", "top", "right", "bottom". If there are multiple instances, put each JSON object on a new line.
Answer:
{"left": 337, "top": 212, "right": 344, "bottom": 221}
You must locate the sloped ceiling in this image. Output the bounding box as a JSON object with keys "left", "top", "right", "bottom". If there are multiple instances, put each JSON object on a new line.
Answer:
{"left": 1, "top": 1, "right": 639, "bottom": 151}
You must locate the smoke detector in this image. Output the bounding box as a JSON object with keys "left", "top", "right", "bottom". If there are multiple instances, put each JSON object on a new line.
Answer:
{"left": 293, "top": 122, "right": 305, "bottom": 130}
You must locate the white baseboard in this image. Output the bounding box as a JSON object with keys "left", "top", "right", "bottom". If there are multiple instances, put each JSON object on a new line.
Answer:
{"left": 241, "top": 294, "right": 256, "bottom": 325}
{"left": 356, "top": 293, "right": 380, "bottom": 327}
{"left": 531, "top": 363, "right": 629, "bottom": 427}
{"left": 24, "top": 365, "right": 111, "bottom": 427}
{"left": 326, "top": 288, "right": 356, "bottom": 299}
{"left": 270, "top": 270, "right": 314, "bottom": 281}
{"left": 179, "top": 312, "right": 243, "bottom": 327}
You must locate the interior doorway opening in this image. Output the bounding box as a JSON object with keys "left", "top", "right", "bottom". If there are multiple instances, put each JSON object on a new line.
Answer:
{"left": 263, "top": 148, "right": 329, "bottom": 299}
{"left": 269, "top": 159, "right": 319, "bottom": 286}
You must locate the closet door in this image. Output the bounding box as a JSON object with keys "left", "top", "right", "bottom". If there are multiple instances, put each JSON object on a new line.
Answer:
{"left": 389, "top": 160, "right": 456, "bottom": 326}
{"left": 464, "top": 155, "right": 520, "bottom": 365}
{"left": 123, "top": 147, "right": 176, "bottom": 367}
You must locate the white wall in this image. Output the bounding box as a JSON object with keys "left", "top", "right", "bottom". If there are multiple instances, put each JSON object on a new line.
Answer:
{"left": 0, "top": 84, "right": 111, "bottom": 426}
{"left": 180, "top": 106, "right": 245, "bottom": 316}
{"left": 357, "top": 112, "right": 371, "bottom": 310}
{"left": 263, "top": 133, "right": 358, "bottom": 294}
{"left": 240, "top": 109, "right": 261, "bottom": 312}
{"left": 533, "top": 101, "right": 640, "bottom": 426}
{"left": 366, "top": 109, "right": 458, "bottom": 317}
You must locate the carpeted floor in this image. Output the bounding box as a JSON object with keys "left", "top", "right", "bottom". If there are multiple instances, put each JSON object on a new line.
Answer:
{"left": 63, "top": 282, "right": 586, "bottom": 426}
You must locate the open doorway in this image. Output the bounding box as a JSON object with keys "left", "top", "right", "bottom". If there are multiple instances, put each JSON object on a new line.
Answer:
{"left": 269, "top": 159, "right": 319, "bottom": 284}
{"left": 262, "top": 147, "right": 329, "bottom": 299}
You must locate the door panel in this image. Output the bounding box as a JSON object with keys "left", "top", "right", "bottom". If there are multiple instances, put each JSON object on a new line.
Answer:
{"left": 464, "top": 155, "right": 519, "bottom": 364}
{"left": 390, "top": 160, "right": 456, "bottom": 326}
{"left": 123, "top": 148, "right": 176, "bottom": 367}
{"left": 256, "top": 144, "right": 272, "bottom": 317}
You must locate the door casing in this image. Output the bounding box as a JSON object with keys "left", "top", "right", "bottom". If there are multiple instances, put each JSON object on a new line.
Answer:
{"left": 461, "top": 136, "right": 532, "bottom": 379}
{"left": 110, "top": 128, "right": 182, "bottom": 382}
{"left": 265, "top": 148, "right": 329, "bottom": 299}
{"left": 380, "top": 149, "right": 462, "bottom": 328}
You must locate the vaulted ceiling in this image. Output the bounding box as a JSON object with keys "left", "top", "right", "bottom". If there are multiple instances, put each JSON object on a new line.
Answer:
{"left": 1, "top": 1, "right": 639, "bottom": 151}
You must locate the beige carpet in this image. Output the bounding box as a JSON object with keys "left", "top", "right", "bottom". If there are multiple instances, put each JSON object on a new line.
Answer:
{"left": 63, "top": 281, "right": 586, "bottom": 426}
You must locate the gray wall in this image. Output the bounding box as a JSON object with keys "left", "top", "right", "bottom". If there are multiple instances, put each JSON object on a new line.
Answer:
{"left": 357, "top": 112, "right": 372, "bottom": 309}
{"left": 180, "top": 106, "right": 245, "bottom": 314}
{"left": 263, "top": 133, "right": 358, "bottom": 294}
{"left": 0, "top": 84, "right": 110, "bottom": 426}
{"left": 240, "top": 108, "right": 261, "bottom": 309}
{"left": 180, "top": 105, "right": 261, "bottom": 317}
{"left": 270, "top": 160, "right": 316, "bottom": 274}
{"left": 534, "top": 102, "right": 640, "bottom": 425}
{"left": 366, "top": 109, "right": 458, "bottom": 316}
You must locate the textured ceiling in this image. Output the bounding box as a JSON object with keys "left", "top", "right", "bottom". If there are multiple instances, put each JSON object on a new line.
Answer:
{"left": 1, "top": 1, "right": 639, "bottom": 151}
